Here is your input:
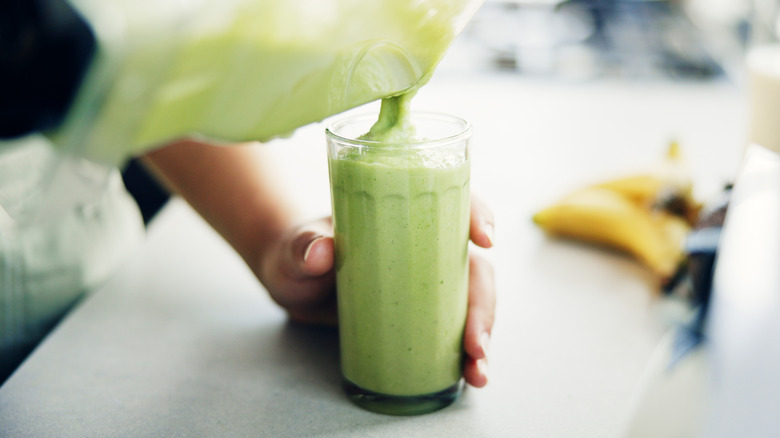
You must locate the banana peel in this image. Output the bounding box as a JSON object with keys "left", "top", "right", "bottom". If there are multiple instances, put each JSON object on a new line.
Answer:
{"left": 533, "top": 141, "right": 699, "bottom": 282}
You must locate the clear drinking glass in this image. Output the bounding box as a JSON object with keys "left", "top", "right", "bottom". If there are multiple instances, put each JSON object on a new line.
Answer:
{"left": 326, "top": 112, "right": 471, "bottom": 415}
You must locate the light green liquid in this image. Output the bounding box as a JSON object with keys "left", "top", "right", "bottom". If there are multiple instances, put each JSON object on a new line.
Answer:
{"left": 329, "top": 96, "right": 470, "bottom": 405}
{"left": 60, "top": 0, "right": 480, "bottom": 164}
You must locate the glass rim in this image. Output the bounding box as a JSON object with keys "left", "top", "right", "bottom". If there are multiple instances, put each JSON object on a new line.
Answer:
{"left": 325, "top": 111, "right": 472, "bottom": 150}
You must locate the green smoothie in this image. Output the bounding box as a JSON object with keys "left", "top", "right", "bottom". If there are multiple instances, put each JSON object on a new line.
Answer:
{"left": 327, "top": 97, "right": 470, "bottom": 402}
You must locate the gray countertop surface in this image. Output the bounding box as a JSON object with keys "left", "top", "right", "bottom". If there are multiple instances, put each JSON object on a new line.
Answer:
{"left": 0, "top": 73, "right": 744, "bottom": 437}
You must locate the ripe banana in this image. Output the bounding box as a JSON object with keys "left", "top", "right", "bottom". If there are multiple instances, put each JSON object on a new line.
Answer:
{"left": 594, "top": 141, "right": 700, "bottom": 224}
{"left": 533, "top": 141, "right": 699, "bottom": 281}
{"left": 533, "top": 187, "right": 689, "bottom": 279}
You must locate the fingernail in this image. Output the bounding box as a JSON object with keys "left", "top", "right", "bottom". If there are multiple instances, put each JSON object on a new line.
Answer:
{"left": 484, "top": 223, "right": 495, "bottom": 247}
{"left": 303, "top": 238, "right": 321, "bottom": 263}
{"left": 480, "top": 331, "right": 491, "bottom": 359}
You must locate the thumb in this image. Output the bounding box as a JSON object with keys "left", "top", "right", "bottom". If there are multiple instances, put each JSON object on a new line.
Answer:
{"left": 292, "top": 231, "right": 334, "bottom": 278}
{"left": 278, "top": 218, "right": 334, "bottom": 280}
{"left": 260, "top": 220, "right": 336, "bottom": 320}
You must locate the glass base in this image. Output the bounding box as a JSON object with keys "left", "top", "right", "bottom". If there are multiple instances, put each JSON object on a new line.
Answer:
{"left": 343, "top": 378, "right": 464, "bottom": 416}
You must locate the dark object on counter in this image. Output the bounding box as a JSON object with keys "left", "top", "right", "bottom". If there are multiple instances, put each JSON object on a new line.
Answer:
{"left": 694, "top": 184, "right": 732, "bottom": 229}
{"left": 687, "top": 184, "right": 732, "bottom": 305}
{"left": 664, "top": 184, "right": 731, "bottom": 368}
{"left": 664, "top": 184, "right": 732, "bottom": 332}
{"left": 664, "top": 185, "right": 731, "bottom": 297}
{"left": 0, "top": 0, "right": 95, "bottom": 139}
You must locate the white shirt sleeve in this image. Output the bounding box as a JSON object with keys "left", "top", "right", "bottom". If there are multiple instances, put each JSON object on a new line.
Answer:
{"left": 0, "top": 135, "right": 145, "bottom": 364}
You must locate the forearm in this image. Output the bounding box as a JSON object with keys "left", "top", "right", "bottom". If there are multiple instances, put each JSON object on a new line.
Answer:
{"left": 140, "top": 139, "right": 301, "bottom": 270}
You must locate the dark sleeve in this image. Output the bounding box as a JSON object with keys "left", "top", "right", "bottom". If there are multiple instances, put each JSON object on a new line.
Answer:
{"left": 0, "top": 0, "right": 95, "bottom": 139}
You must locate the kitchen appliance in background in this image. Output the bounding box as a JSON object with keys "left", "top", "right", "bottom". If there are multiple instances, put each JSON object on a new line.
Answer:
{"left": 459, "top": 0, "right": 744, "bottom": 81}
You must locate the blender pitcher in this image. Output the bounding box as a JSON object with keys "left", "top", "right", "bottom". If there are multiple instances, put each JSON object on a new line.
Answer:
{"left": 2, "top": 0, "right": 484, "bottom": 164}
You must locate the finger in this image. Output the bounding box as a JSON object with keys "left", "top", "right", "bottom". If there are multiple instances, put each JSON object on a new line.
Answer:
{"left": 470, "top": 194, "right": 495, "bottom": 248}
{"left": 302, "top": 236, "right": 335, "bottom": 276}
{"left": 463, "top": 357, "right": 489, "bottom": 389}
{"left": 283, "top": 218, "right": 334, "bottom": 279}
{"left": 463, "top": 253, "right": 496, "bottom": 387}
{"left": 277, "top": 227, "right": 337, "bottom": 323}
{"left": 464, "top": 254, "right": 496, "bottom": 359}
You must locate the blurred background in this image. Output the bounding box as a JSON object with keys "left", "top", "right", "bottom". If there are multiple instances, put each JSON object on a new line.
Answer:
{"left": 437, "top": 0, "right": 751, "bottom": 83}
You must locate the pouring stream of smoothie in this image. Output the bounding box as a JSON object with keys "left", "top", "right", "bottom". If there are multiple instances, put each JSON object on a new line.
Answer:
{"left": 359, "top": 93, "right": 417, "bottom": 143}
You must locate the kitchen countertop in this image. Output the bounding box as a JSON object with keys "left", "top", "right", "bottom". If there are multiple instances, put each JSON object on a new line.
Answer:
{"left": 0, "top": 72, "right": 745, "bottom": 437}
